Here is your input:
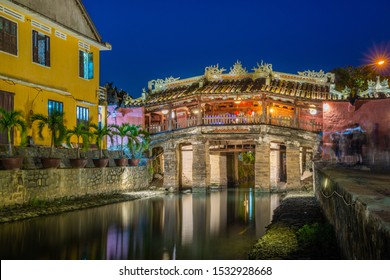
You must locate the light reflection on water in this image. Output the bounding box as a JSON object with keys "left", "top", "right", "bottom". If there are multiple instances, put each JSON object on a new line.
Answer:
{"left": 0, "top": 189, "right": 280, "bottom": 260}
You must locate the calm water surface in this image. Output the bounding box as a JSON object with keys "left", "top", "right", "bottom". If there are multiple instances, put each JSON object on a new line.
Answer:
{"left": 0, "top": 189, "right": 280, "bottom": 260}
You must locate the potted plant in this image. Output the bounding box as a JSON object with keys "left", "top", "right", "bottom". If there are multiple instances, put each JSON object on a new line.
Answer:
{"left": 0, "top": 109, "right": 27, "bottom": 170}
{"left": 127, "top": 138, "right": 149, "bottom": 166}
{"left": 66, "top": 122, "right": 91, "bottom": 168}
{"left": 126, "top": 125, "right": 150, "bottom": 166}
{"left": 111, "top": 123, "right": 131, "bottom": 166}
{"left": 30, "top": 110, "right": 66, "bottom": 169}
{"left": 90, "top": 124, "right": 113, "bottom": 167}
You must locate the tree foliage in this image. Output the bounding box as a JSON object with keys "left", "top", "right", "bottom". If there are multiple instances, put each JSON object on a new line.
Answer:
{"left": 105, "top": 82, "right": 132, "bottom": 107}
{"left": 330, "top": 65, "right": 387, "bottom": 91}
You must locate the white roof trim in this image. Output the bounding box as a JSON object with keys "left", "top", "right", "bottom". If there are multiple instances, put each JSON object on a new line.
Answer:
{"left": 0, "top": 0, "right": 110, "bottom": 50}
{"left": 78, "top": 41, "right": 90, "bottom": 51}
{"left": 0, "top": 3, "right": 25, "bottom": 22}
{"left": 0, "top": 73, "right": 71, "bottom": 96}
{"left": 76, "top": 99, "right": 96, "bottom": 106}
{"left": 55, "top": 30, "right": 67, "bottom": 40}
{"left": 31, "top": 19, "right": 51, "bottom": 34}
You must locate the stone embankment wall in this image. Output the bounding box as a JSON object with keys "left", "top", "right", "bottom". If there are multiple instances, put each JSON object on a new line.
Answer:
{"left": 0, "top": 166, "right": 151, "bottom": 208}
{"left": 314, "top": 164, "right": 390, "bottom": 259}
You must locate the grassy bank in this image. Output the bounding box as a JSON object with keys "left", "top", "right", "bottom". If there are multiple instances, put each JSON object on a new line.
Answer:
{"left": 249, "top": 195, "right": 341, "bottom": 259}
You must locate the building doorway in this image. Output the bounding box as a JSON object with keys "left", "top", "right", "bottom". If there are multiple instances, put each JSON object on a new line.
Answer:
{"left": 0, "top": 90, "right": 14, "bottom": 145}
{"left": 279, "top": 145, "right": 287, "bottom": 182}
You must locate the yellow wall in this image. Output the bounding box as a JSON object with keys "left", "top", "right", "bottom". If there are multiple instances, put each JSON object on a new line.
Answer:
{"left": 0, "top": 3, "right": 104, "bottom": 146}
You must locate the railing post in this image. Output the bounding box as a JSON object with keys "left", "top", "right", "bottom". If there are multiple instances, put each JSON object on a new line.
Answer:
{"left": 262, "top": 100, "right": 267, "bottom": 124}
{"left": 293, "top": 106, "right": 299, "bottom": 128}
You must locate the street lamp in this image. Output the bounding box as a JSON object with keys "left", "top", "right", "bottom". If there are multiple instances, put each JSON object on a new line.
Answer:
{"left": 367, "top": 59, "right": 386, "bottom": 67}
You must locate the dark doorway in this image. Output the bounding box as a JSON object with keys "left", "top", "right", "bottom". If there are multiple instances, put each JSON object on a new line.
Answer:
{"left": 0, "top": 90, "right": 15, "bottom": 145}
{"left": 279, "top": 145, "right": 287, "bottom": 182}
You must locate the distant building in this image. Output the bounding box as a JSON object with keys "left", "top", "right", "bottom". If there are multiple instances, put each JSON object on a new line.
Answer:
{"left": 0, "top": 0, "right": 111, "bottom": 146}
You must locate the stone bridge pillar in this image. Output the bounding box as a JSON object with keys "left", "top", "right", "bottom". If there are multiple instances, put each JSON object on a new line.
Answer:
{"left": 286, "top": 143, "right": 301, "bottom": 189}
{"left": 192, "top": 140, "right": 210, "bottom": 192}
{"left": 162, "top": 140, "right": 179, "bottom": 190}
{"left": 254, "top": 140, "right": 270, "bottom": 191}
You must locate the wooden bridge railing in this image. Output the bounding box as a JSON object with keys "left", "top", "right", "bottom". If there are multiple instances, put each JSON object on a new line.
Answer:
{"left": 146, "top": 113, "right": 322, "bottom": 134}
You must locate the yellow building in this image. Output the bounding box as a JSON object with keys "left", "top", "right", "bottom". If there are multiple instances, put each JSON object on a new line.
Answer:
{"left": 0, "top": 0, "right": 110, "bottom": 146}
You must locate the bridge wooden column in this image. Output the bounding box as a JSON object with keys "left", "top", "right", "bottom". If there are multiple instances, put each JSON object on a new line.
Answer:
{"left": 286, "top": 143, "right": 301, "bottom": 189}
{"left": 293, "top": 106, "right": 300, "bottom": 128}
{"left": 254, "top": 140, "right": 270, "bottom": 191}
{"left": 162, "top": 140, "right": 179, "bottom": 190}
{"left": 192, "top": 140, "right": 210, "bottom": 192}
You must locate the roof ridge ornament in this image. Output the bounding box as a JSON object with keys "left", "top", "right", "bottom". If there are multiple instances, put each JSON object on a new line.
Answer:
{"left": 341, "top": 86, "right": 351, "bottom": 96}
{"left": 229, "top": 60, "right": 248, "bottom": 75}
{"left": 298, "top": 69, "right": 326, "bottom": 78}
{"left": 331, "top": 76, "right": 390, "bottom": 99}
{"left": 149, "top": 76, "right": 180, "bottom": 92}
{"left": 252, "top": 60, "right": 273, "bottom": 74}
{"left": 363, "top": 76, "right": 390, "bottom": 97}
{"left": 298, "top": 69, "right": 335, "bottom": 83}
{"left": 205, "top": 64, "right": 226, "bottom": 78}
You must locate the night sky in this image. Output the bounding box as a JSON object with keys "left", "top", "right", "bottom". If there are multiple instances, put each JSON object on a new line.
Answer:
{"left": 82, "top": 0, "right": 390, "bottom": 98}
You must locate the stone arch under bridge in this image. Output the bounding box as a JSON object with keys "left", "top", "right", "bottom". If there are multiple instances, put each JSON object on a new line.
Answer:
{"left": 151, "top": 124, "right": 318, "bottom": 192}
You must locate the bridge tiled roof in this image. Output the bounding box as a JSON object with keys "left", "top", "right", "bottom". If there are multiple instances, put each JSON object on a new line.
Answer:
{"left": 129, "top": 77, "right": 332, "bottom": 106}
{"left": 122, "top": 62, "right": 390, "bottom": 107}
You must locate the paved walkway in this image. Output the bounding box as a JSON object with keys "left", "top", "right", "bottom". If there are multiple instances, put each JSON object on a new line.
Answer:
{"left": 317, "top": 164, "right": 390, "bottom": 226}
{"left": 315, "top": 162, "right": 390, "bottom": 259}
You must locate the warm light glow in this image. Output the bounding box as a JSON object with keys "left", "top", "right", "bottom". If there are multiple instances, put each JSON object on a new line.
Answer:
{"left": 363, "top": 43, "right": 390, "bottom": 75}
{"left": 323, "top": 178, "right": 329, "bottom": 189}
{"left": 192, "top": 109, "right": 199, "bottom": 114}
{"left": 323, "top": 103, "right": 330, "bottom": 111}
{"left": 309, "top": 108, "right": 317, "bottom": 115}
{"left": 269, "top": 108, "right": 274, "bottom": 113}
{"left": 234, "top": 98, "right": 241, "bottom": 104}
{"left": 161, "top": 109, "right": 169, "bottom": 114}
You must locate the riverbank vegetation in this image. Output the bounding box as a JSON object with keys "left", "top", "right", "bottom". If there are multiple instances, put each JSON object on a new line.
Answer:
{"left": 249, "top": 195, "right": 341, "bottom": 259}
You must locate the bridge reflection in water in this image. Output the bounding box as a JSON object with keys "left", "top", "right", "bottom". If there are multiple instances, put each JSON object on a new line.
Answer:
{"left": 0, "top": 189, "right": 280, "bottom": 260}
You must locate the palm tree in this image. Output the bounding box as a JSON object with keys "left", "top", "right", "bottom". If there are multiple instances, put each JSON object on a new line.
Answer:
{"left": 128, "top": 137, "right": 150, "bottom": 159}
{"left": 30, "top": 110, "right": 66, "bottom": 157}
{"left": 90, "top": 123, "right": 113, "bottom": 159}
{"left": 0, "top": 109, "right": 27, "bottom": 157}
{"left": 127, "top": 124, "right": 150, "bottom": 159}
{"left": 66, "top": 122, "right": 92, "bottom": 159}
{"left": 111, "top": 123, "right": 132, "bottom": 158}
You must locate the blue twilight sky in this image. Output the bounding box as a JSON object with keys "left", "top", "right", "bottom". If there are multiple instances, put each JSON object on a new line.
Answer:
{"left": 82, "top": 0, "right": 390, "bottom": 98}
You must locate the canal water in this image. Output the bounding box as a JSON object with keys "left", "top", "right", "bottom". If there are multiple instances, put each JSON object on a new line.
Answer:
{"left": 0, "top": 189, "right": 280, "bottom": 260}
